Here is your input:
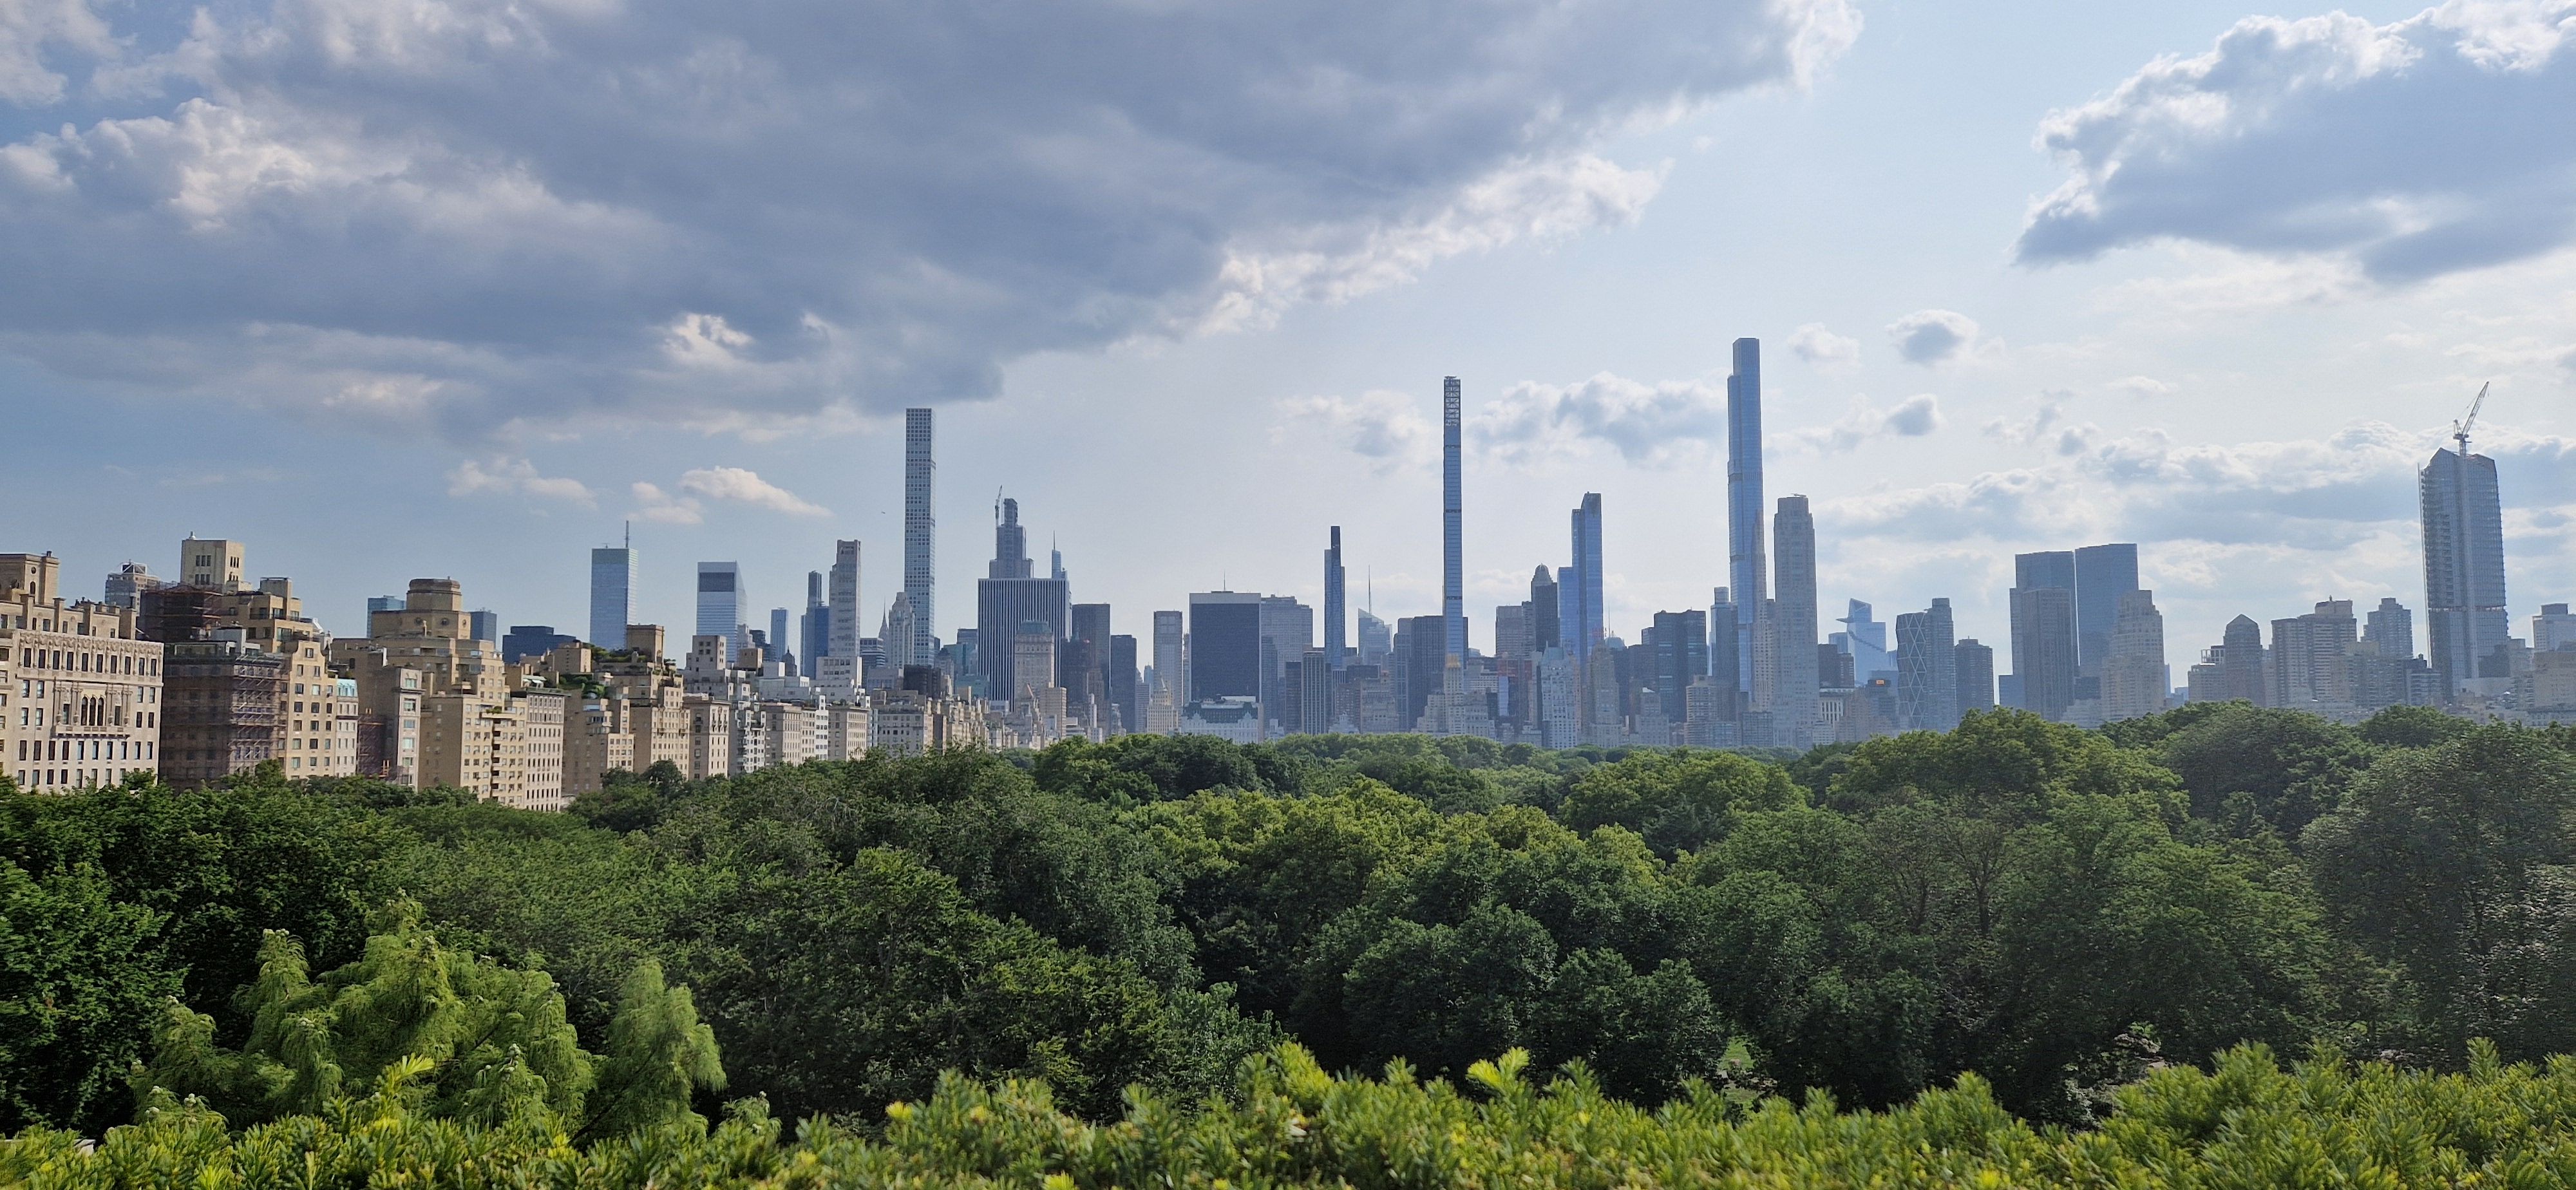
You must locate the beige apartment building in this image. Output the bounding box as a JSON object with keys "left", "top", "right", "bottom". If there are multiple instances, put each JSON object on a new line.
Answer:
{"left": 518, "top": 689, "right": 567, "bottom": 811}
{"left": 565, "top": 694, "right": 639, "bottom": 798}
{"left": 337, "top": 578, "right": 531, "bottom": 802}
{"left": 2, "top": 553, "right": 165, "bottom": 792}
{"left": 140, "top": 539, "right": 355, "bottom": 782}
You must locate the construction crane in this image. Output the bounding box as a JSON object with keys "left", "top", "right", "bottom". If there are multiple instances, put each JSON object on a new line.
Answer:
{"left": 2452, "top": 382, "right": 2488, "bottom": 455}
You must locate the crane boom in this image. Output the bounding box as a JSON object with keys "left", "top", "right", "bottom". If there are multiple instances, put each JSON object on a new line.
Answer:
{"left": 2453, "top": 382, "right": 2488, "bottom": 455}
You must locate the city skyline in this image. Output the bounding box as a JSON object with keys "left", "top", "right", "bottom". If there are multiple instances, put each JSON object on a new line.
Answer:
{"left": 5, "top": 0, "right": 2573, "bottom": 683}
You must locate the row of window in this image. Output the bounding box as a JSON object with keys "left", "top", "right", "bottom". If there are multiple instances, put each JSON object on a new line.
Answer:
{"left": 15, "top": 738, "right": 153, "bottom": 762}
{"left": 13, "top": 766, "right": 151, "bottom": 788}
{"left": 12, "top": 647, "right": 158, "bottom": 676}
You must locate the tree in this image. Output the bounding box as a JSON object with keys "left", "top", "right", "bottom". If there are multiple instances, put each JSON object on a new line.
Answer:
{"left": 1556, "top": 750, "right": 1801, "bottom": 857}
{"left": 2148, "top": 704, "right": 2371, "bottom": 837}
{"left": 2358, "top": 705, "right": 2473, "bottom": 750}
{"left": 0, "top": 862, "right": 180, "bottom": 1133}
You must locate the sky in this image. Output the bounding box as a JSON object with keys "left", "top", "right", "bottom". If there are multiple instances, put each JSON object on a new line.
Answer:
{"left": 3, "top": 0, "right": 2571, "bottom": 668}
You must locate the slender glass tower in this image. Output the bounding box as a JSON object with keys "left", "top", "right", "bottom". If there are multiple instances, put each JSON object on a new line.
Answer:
{"left": 1442, "top": 377, "right": 1465, "bottom": 666}
{"left": 588, "top": 531, "right": 632, "bottom": 648}
{"left": 829, "top": 540, "right": 861, "bottom": 659}
{"left": 903, "top": 408, "right": 936, "bottom": 661}
{"left": 1570, "top": 494, "right": 1604, "bottom": 663}
{"left": 1323, "top": 527, "right": 1347, "bottom": 669}
{"left": 696, "top": 562, "right": 743, "bottom": 661}
{"left": 1726, "top": 338, "right": 1766, "bottom": 692}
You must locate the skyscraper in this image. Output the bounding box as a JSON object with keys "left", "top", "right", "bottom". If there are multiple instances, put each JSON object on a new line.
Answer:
{"left": 1323, "top": 527, "right": 1347, "bottom": 669}
{"left": 2010, "top": 589, "right": 2076, "bottom": 719}
{"left": 1954, "top": 638, "right": 1996, "bottom": 716}
{"left": 1442, "top": 376, "right": 1465, "bottom": 666}
{"left": 1188, "top": 592, "right": 1262, "bottom": 702}
{"left": 1726, "top": 337, "right": 1766, "bottom": 692}
{"left": 769, "top": 607, "right": 793, "bottom": 668}
{"left": 2365, "top": 597, "right": 2416, "bottom": 661}
{"left": 829, "top": 540, "right": 861, "bottom": 661}
{"left": 2072, "top": 543, "right": 2141, "bottom": 675}
{"left": 1073, "top": 601, "right": 1113, "bottom": 713}
{"left": 2010, "top": 551, "right": 2078, "bottom": 720}
{"left": 2271, "top": 599, "right": 2358, "bottom": 708}
{"left": 1895, "top": 598, "right": 1958, "bottom": 732}
{"left": 1772, "top": 495, "right": 1819, "bottom": 745}
{"left": 696, "top": 563, "right": 743, "bottom": 661}
{"left": 1647, "top": 609, "right": 1709, "bottom": 724}
{"left": 799, "top": 571, "right": 828, "bottom": 677}
{"left": 1709, "top": 587, "right": 1740, "bottom": 722}
{"left": 903, "top": 407, "right": 936, "bottom": 661}
{"left": 1108, "top": 634, "right": 1140, "bottom": 735}
{"left": 1570, "top": 493, "right": 1604, "bottom": 664}
{"left": 2420, "top": 428, "right": 2508, "bottom": 697}
{"left": 1528, "top": 566, "right": 1560, "bottom": 652}
{"left": 589, "top": 537, "right": 633, "bottom": 647}
{"left": 1356, "top": 607, "right": 1392, "bottom": 668}
{"left": 976, "top": 498, "right": 1067, "bottom": 701}
{"left": 2101, "top": 589, "right": 2168, "bottom": 722}
{"left": 1151, "top": 609, "right": 1186, "bottom": 708}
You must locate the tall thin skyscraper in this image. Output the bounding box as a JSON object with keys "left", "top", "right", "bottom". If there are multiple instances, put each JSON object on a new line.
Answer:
{"left": 2420, "top": 427, "right": 2508, "bottom": 697}
{"left": 903, "top": 407, "right": 936, "bottom": 661}
{"left": 1772, "top": 495, "right": 1819, "bottom": 744}
{"left": 1152, "top": 609, "right": 1186, "bottom": 708}
{"left": 1441, "top": 376, "right": 1465, "bottom": 666}
{"left": 1323, "top": 527, "right": 1347, "bottom": 669}
{"left": 1726, "top": 338, "right": 1766, "bottom": 692}
{"left": 768, "top": 608, "right": 791, "bottom": 666}
{"left": 1570, "top": 493, "right": 1604, "bottom": 664}
{"left": 696, "top": 562, "right": 743, "bottom": 661}
{"left": 829, "top": 540, "right": 860, "bottom": 660}
{"left": 799, "top": 571, "right": 828, "bottom": 677}
{"left": 588, "top": 532, "right": 633, "bottom": 647}
{"left": 1529, "top": 567, "right": 1560, "bottom": 652}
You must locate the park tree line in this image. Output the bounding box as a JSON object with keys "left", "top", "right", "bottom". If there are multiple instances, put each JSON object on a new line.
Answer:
{"left": 5, "top": 702, "right": 2573, "bottom": 1142}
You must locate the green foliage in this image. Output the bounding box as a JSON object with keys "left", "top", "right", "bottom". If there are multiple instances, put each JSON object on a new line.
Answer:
{"left": 2359, "top": 703, "right": 2477, "bottom": 749}
{"left": 2142, "top": 703, "right": 2372, "bottom": 838}
{"left": 1555, "top": 749, "right": 1801, "bottom": 857}
{"left": 22, "top": 1043, "right": 2576, "bottom": 1189}
{"left": 129, "top": 902, "right": 719, "bottom": 1135}
{"left": 0, "top": 862, "right": 179, "bottom": 1133}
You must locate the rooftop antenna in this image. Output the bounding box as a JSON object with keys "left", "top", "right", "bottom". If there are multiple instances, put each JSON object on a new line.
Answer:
{"left": 2452, "top": 382, "right": 2489, "bottom": 456}
{"left": 623, "top": 520, "right": 630, "bottom": 549}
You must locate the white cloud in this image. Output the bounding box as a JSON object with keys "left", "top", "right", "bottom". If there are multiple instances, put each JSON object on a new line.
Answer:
{"left": 0, "top": 0, "right": 1861, "bottom": 440}
{"left": 1274, "top": 392, "right": 1435, "bottom": 472}
{"left": 447, "top": 457, "right": 595, "bottom": 504}
{"left": 623, "top": 466, "right": 826, "bottom": 523}
{"left": 2107, "top": 375, "right": 2172, "bottom": 399}
{"left": 1787, "top": 322, "right": 1861, "bottom": 369}
{"left": 1888, "top": 309, "right": 1984, "bottom": 365}
{"left": 2020, "top": 1, "right": 2576, "bottom": 282}
{"left": 1786, "top": 393, "right": 1943, "bottom": 452}
{"left": 1473, "top": 372, "right": 1728, "bottom": 468}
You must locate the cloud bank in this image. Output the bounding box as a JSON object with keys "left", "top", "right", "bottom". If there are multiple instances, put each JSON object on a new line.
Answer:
{"left": 2020, "top": 1, "right": 2576, "bottom": 282}
{"left": 0, "top": 0, "right": 1860, "bottom": 440}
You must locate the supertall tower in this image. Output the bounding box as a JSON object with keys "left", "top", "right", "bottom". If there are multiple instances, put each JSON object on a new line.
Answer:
{"left": 1323, "top": 527, "right": 1347, "bottom": 669}
{"left": 2421, "top": 388, "right": 2508, "bottom": 699}
{"left": 1570, "top": 493, "right": 1604, "bottom": 663}
{"left": 903, "top": 408, "right": 936, "bottom": 661}
{"left": 1726, "top": 338, "right": 1766, "bottom": 692}
{"left": 1442, "top": 377, "right": 1465, "bottom": 666}
{"left": 1772, "top": 495, "right": 1819, "bottom": 746}
{"left": 828, "top": 540, "right": 860, "bottom": 661}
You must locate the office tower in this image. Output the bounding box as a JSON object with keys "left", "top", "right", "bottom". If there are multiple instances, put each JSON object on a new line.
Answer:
{"left": 1153, "top": 610, "right": 1186, "bottom": 706}
{"left": 1323, "top": 527, "right": 1347, "bottom": 668}
{"left": 1709, "top": 589, "right": 1741, "bottom": 722}
{"left": 503, "top": 625, "right": 581, "bottom": 664}
{"left": 1493, "top": 602, "right": 1532, "bottom": 726}
{"left": 2101, "top": 590, "right": 2168, "bottom": 722}
{"left": 1833, "top": 600, "right": 1893, "bottom": 682}
{"left": 2009, "top": 585, "right": 2077, "bottom": 720}
{"left": 797, "top": 571, "right": 828, "bottom": 677}
{"left": 1109, "top": 634, "right": 1139, "bottom": 735}
{"left": 1442, "top": 376, "right": 1465, "bottom": 665}
{"left": 1258, "top": 596, "right": 1314, "bottom": 728}
{"left": 2420, "top": 428, "right": 2508, "bottom": 696}
{"left": 1528, "top": 566, "right": 1561, "bottom": 652}
{"left": 1073, "top": 601, "right": 1113, "bottom": 717}
{"left": 2009, "top": 551, "right": 2078, "bottom": 720}
{"left": 976, "top": 500, "right": 1068, "bottom": 701}
{"left": 1051, "top": 542, "right": 1066, "bottom": 584}
{"left": 903, "top": 408, "right": 936, "bottom": 661}
{"left": 1394, "top": 614, "right": 1449, "bottom": 728}
{"left": 469, "top": 609, "right": 499, "bottom": 644}
{"left": 1955, "top": 638, "right": 1996, "bottom": 716}
{"left": 1648, "top": 609, "right": 1709, "bottom": 724}
{"left": 1727, "top": 337, "right": 1766, "bottom": 690}
{"left": 1188, "top": 592, "right": 1263, "bottom": 702}
{"left": 1072, "top": 603, "right": 1112, "bottom": 655}
{"left": 829, "top": 540, "right": 861, "bottom": 660}
{"left": 367, "top": 594, "right": 404, "bottom": 619}
{"left": 2072, "top": 543, "right": 2141, "bottom": 675}
{"left": 1010, "top": 621, "right": 1059, "bottom": 694}
{"left": 2539, "top": 603, "right": 2576, "bottom": 653}
{"left": 1772, "top": 495, "right": 1819, "bottom": 745}
{"left": 2186, "top": 614, "right": 2271, "bottom": 705}
{"left": 2365, "top": 597, "right": 2416, "bottom": 660}
{"left": 2271, "top": 600, "right": 2358, "bottom": 708}
{"left": 1356, "top": 608, "right": 1392, "bottom": 668}
{"left": 1569, "top": 493, "right": 1604, "bottom": 663}
{"left": 768, "top": 608, "right": 792, "bottom": 668}
{"left": 589, "top": 538, "right": 634, "bottom": 647}
{"left": 1894, "top": 598, "right": 1958, "bottom": 732}
{"left": 1299, "top": 647, "right": 1334, "bottom": 736}
{"left": 1557, "top": 566, "right": 1580, "bottom": 655}
{"left": 694, "top": 563, "right": 743, "bottom": 661}
{"left": 104, "top": 562, "right": 161, "bottom": 609}
{"left": 178, "top": 536, "right": 247, "bottom": 590}
{"left": 881, "top": 592, "right": 921, "bottom": 674}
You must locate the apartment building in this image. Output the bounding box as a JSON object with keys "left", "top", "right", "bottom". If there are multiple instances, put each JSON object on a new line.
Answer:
{"left": 2, "top": 552, "right": 165, "bottom": 791}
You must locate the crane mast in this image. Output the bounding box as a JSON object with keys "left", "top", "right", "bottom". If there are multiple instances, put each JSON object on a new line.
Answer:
{"left": 2452, "top": 382, "right": 2488, "bottom": 455}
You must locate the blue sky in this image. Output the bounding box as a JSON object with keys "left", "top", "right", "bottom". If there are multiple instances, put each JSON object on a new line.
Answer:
{"left": 3, "top": 0, "right": 2570, "bottom": 664}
